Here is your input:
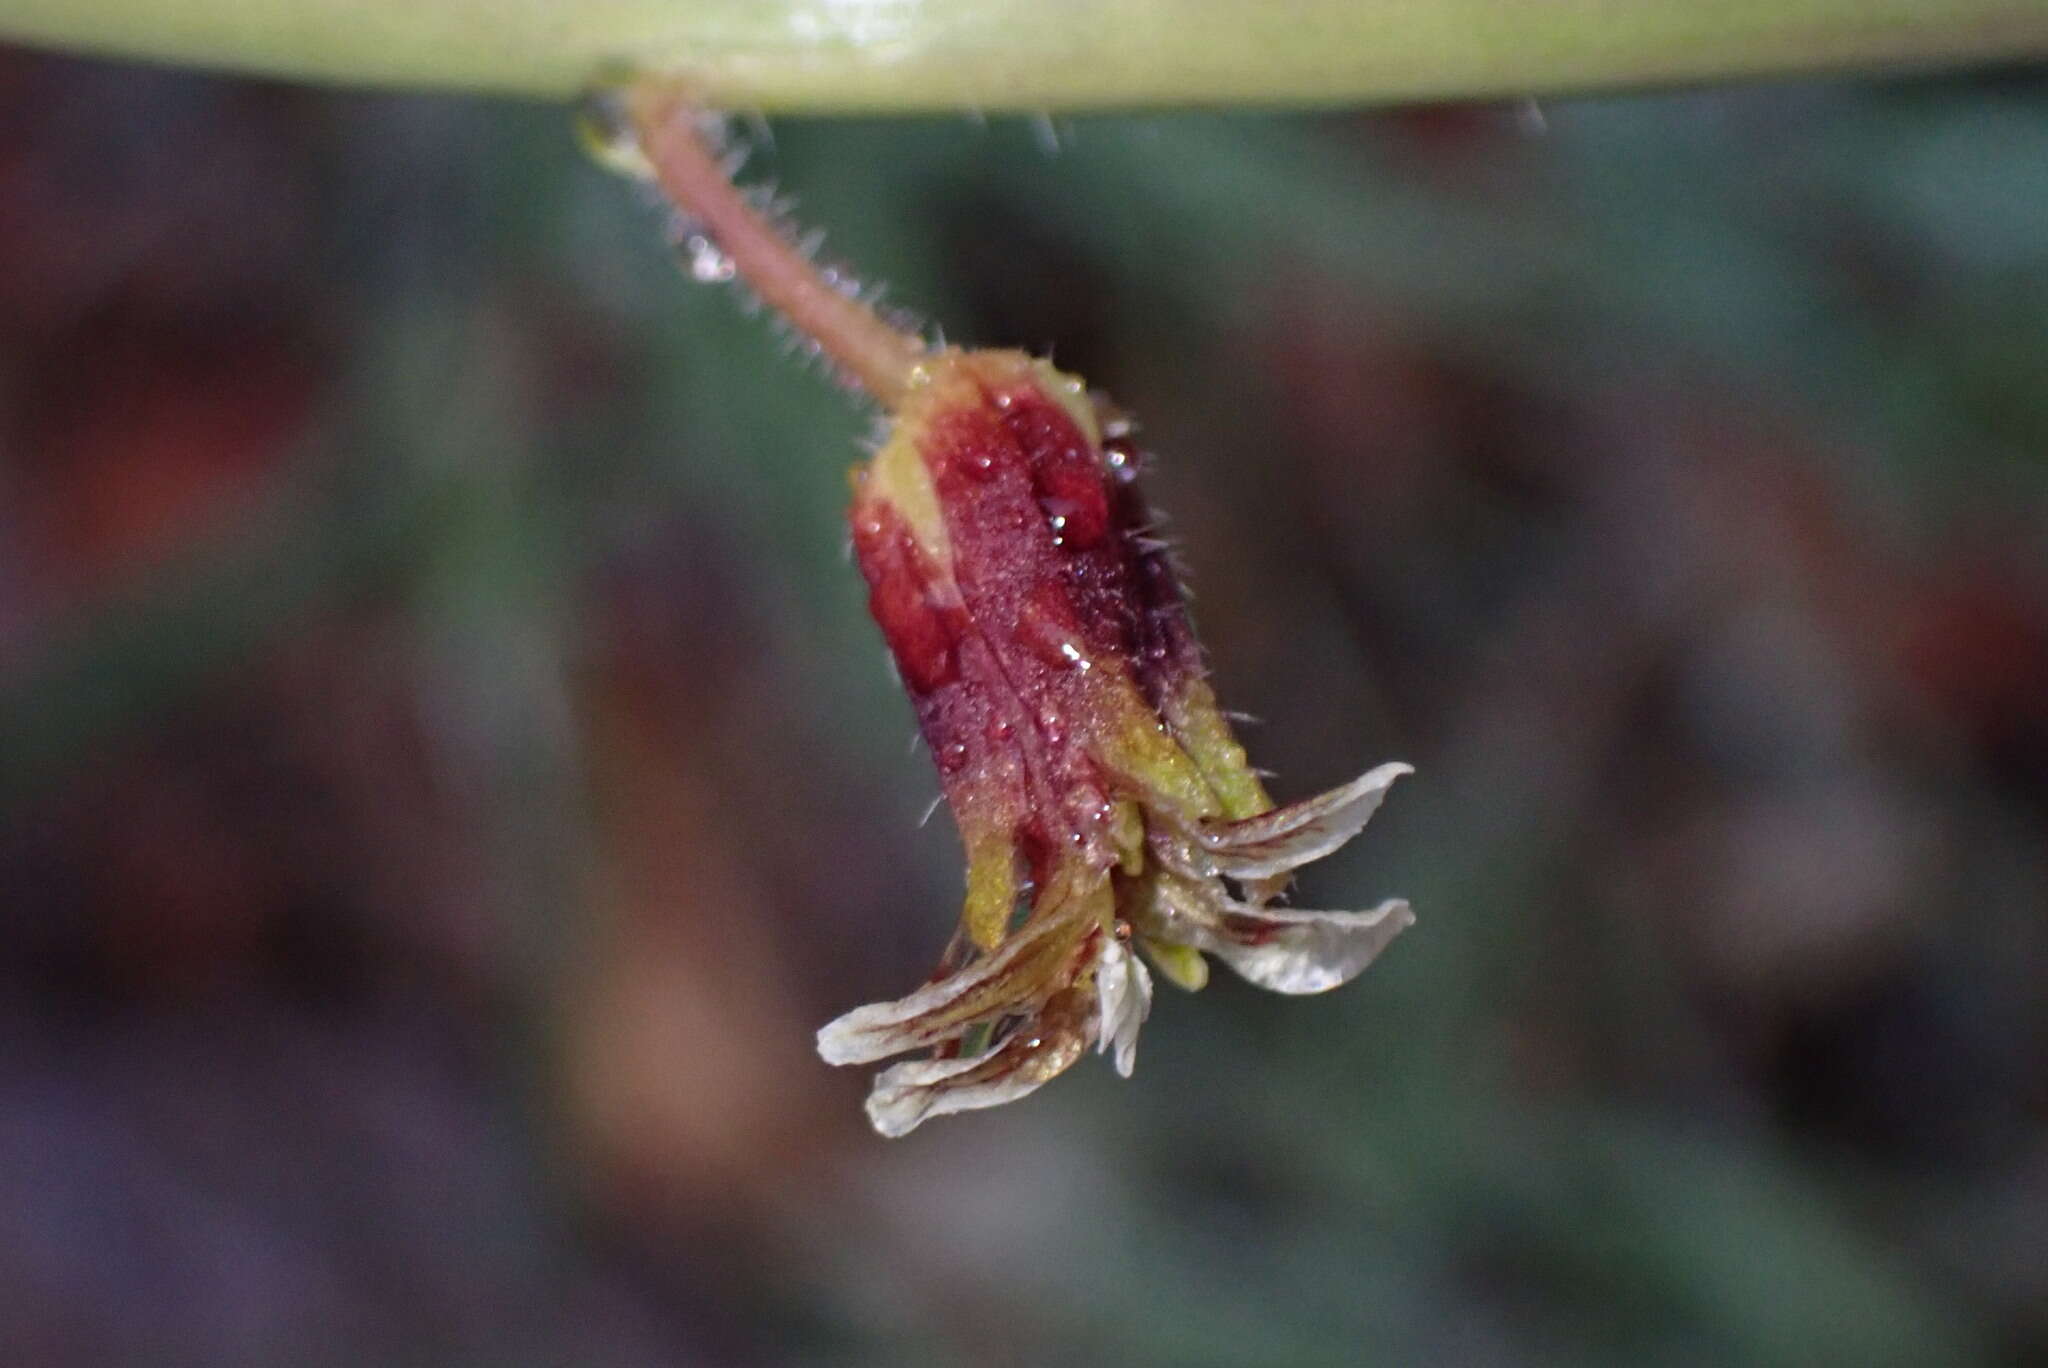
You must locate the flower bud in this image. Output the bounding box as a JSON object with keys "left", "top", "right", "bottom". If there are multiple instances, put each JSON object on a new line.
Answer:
{"left": 820, "top": 348, "right": 1412, "bottom": 1136}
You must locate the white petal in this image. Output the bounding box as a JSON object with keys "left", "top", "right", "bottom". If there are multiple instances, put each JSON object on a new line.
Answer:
{"left": 816, "top": 915, "right": 1072, "bottom": 1066}
{"left": 1115, "top": 956, "right": 1152, "bottom": 1076}
{"left": 862, "top": 1022, "right": 1091, "bottom": 1137}
{"left": 1093, "top": 937, "right": 1153, "bottom": 1079}
{"left": 1205, "top": 898, "right": 1413, "bottom": 995}
{"left": 1093, "top": 939, "right": 1130, "bottom": 1053}
{"left": 864, "top": 1053, "right": 1043, "bottom": 1138}
{"left": 1198, "top": 761, "right": 1412, "bottom": 880}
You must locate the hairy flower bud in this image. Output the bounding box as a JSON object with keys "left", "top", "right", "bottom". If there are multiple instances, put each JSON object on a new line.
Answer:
{"left": 819, "top": 348, "right": 1412, "bottom": 1136}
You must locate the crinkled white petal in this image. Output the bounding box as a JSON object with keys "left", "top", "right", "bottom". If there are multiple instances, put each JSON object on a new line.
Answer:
{"left": 863, "top": 1051, "right": 1049, "bottom": 1138}
{"left": 816, "top": 915, "right": 1070, "bottom": 1066}
{"left": 1198, "top": 761, "right": 1412, "bottom": 880}
{"left": 862, "top": 1016, "right": 1094, "bottom": 1137}
{"left": 1093, "top": 936, "right": 1153, "bottom": 1078}
{"left": 1202, "top": 898, "right": 1413, "bottom": 994}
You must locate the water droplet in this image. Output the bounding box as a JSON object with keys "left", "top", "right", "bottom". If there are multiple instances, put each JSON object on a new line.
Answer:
{"left": 684, "top": 232, "right": 735, "bottom": 283}
{"left": 1032, "top": 460, "right": 1112, "bottom": 549}
{"left": 1035, "top": 705, "right": 1067, "bottom": 748}
{"left": 573, "top": 83, "right": 654, "bottom": 181}
{"left": 1102, "top": 437, "right": 1140, "bottom": 482}
{"left": 1038, "top": 494, "right": 1107, "bottom": 548}
{"left": 1017, "top": 598, "right": 1093, "bottom": 673}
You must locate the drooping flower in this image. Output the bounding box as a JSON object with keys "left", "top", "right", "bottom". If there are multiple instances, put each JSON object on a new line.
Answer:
{"left": 820, "top": 347, "right": 1412, "bottom": 1136}
{"left": 603, "top": 90, "right": 1413, "bottom": 1138}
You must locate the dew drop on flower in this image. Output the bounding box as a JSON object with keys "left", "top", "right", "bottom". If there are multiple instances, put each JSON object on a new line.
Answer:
{"left": 1102, "top": 437, "right": 1139, "bottom": 480}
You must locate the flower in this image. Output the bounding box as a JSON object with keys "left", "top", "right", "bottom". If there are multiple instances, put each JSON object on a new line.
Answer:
{"left": 600, "top": 92, "right": 1409, "bottom": 1137}
{"left": 819, "top": 348, "right": 1413, "bottom": 1136}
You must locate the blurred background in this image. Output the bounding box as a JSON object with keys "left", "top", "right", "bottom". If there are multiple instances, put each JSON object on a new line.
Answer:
{"left": 2, "top": 44, "right": 2047, "bottom": 1367}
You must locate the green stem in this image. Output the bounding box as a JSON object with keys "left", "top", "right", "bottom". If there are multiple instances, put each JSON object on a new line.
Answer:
{"left": 0, "top": 0, "right": 2043, "bottom": 106}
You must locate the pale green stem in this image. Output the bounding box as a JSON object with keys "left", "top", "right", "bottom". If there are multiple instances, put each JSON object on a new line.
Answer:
{"left": 0, "top": 0, "right": 2044, "bottom": 107}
